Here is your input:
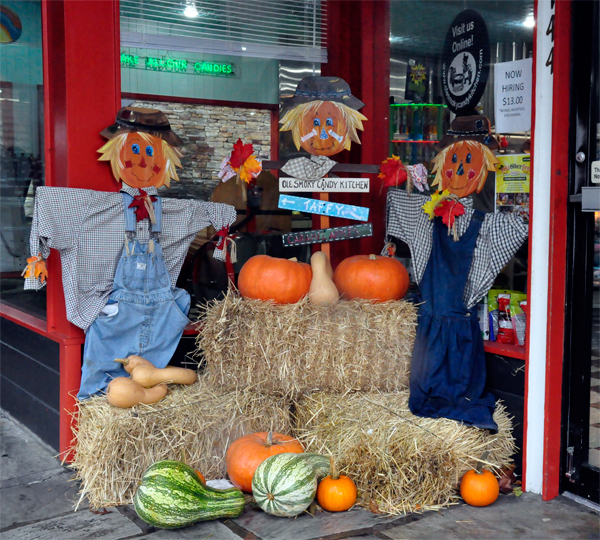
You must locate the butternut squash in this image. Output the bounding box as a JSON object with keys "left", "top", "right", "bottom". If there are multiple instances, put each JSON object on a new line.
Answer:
{"left": 308, "top": 251, "right": 339, "bottom": 306}
{"left": 106, "top": 377, "right": 167, "bottom": 408}
{"left": 128, "top": 363, "right": 198, "bottom": 387}
{"left": 115, "top": 355, "right": 198, "bottom": 386}
{"left": 115, "top": 355, "right": 153, "bottom": 374}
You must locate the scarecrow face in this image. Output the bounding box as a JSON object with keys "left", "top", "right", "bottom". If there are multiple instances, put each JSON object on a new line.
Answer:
{"left": 299, "top": 101, "right": 348, "bottom": 156}
{"left": 440, "top": 142, "right": 487, "bottom": 198}
{"left": 119, "top": 133, "right": 168, "bottom": 189}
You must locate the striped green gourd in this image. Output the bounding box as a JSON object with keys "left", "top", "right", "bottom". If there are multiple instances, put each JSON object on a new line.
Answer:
{"left": 134, "top": 460, "right": 245, "bottom": 529}
{"left": 252, "top": 452, "right": 330, "bottom": 517}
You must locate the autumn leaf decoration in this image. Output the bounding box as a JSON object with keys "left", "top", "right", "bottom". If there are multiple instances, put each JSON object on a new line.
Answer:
{"left": 378, "top": 155, "right": 408, "bottom": 194}
{"left": 422, "top": 189, "right": 465, "bottom": 241}
{"left": 219, "top": 139, "right": 262, "bottom": 186}
{"left": 21, "top": 254, "right": 48, "bottom": 285}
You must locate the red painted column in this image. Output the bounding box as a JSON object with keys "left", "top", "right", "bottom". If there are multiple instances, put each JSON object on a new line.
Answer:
{"left": 542, "top": 0, "right": 572, "bottom": 500}
{"left": 41, "top": 0, "right": 121, "bottom": 458}
{"left": 321, "top": 1, "right": 390, "bottom": 266}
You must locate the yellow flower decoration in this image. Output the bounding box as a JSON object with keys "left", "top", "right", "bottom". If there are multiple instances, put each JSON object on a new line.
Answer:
{"left": 422, "top": 190, "right": 451, "bottom": 219}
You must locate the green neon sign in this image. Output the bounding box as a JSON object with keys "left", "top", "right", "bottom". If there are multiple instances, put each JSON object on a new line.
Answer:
{"left": 120, "top": 53, "right": 235, "bottom": 77}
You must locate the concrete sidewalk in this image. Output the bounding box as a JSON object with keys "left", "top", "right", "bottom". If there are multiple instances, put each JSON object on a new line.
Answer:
{"left": 1, "top": 410, "right": 598, "bottom": 540}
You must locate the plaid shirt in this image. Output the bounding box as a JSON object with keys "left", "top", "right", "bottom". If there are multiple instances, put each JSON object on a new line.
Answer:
{"left": 25, "top": 184, "right": 236, "bottom": 330}
{"left": 386, "top": 188, "right": 528, "bottom": 308}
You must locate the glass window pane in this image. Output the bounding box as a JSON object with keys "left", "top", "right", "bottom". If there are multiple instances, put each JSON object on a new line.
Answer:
{"left": 0, "top": 0, "right": 46, "bottom": 319}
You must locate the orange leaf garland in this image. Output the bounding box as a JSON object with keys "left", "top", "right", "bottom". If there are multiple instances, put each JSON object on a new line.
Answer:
{"left": 238, "top": 155, "right": 262, "bottom": 184}
{"left": 22, "top": 254, "right": 48, "bottom": 284}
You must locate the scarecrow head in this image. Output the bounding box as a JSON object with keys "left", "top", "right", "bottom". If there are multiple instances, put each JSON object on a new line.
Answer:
{"left": 431, "top": 115, "right": 499, "bottom": 198}
{"left": 98, "top": 107, "right": 183, "bottom": 189}
{"left": 280, "top": 76, "right": 367, "bottom": 157}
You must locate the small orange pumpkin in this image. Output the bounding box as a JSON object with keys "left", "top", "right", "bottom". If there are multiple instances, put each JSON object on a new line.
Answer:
{"left": 317, "top": 457, "right": 357, "bottom": 512}
{"left": 238, "top": 255, "right": 312, "bottom": 304}
{"left": 460, "top": 453, "right": 499, "bottom": 507}
{"left": 226, "top": 431, "right": 304, "bottom": 493}
{"left": 333, "top": 254, "right": 409, "bottom": 302}
{"left": 439, "top": 140, "right": 489, "bottom": 198}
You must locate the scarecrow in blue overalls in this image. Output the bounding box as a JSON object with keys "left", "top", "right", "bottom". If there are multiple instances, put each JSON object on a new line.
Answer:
{"left": 23, "top": 107, "right": 237, "bottom": 399}
{"left": 384, "top": 115, "right": 528, "bottom": 430}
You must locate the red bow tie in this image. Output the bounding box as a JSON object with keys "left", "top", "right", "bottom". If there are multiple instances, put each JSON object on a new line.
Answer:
{"left": 128, "top": 189, "right": 157, "bottom": 222}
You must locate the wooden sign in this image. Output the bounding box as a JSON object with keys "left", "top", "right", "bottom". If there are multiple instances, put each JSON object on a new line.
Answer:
{"left": 279, "top": 177, "right": 370, "bottom": 193}
{"left": 278, "top": 194, "right": 369, "bottom": 221}
{"left": 282, "top": 223, "right": 373, "bottom": 247}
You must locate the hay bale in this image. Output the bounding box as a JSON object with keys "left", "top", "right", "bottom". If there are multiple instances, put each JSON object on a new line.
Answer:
{"left": 197, "top": 291, "right": 417, "bottom": 398}
{"left": 294, "top": 391, "right": 516, "bottom": 515}
{"left": 69, "top": 379, "right": 292, "bottom": 509}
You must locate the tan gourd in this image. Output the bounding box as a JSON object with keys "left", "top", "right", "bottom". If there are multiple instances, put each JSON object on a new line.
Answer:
{"left": 308, "top": 251, "right": 339, "bottom": 306}
{"left": 106, "top": 377, "right": 167, "bottom": 408}
{"left": 115, "top": 355, "right": 153, "bottom": 374}
{"left": 115, "top": 356, "right": 198, "bottom": 387}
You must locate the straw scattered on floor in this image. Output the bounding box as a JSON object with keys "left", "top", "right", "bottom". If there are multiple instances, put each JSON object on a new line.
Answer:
{"left": 295, "top": 390, "right": 516, "bottom": 516}
{"left": 197, "top": 291, "right": 418, "bottom": 399}
{"left": 69, "top": 379, "right": 293, "bottom": 509}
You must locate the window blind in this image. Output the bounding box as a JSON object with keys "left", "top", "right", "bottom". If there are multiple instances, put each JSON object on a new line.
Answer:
{"left": 120, "top": 0, "right": 328, "bottom": 63}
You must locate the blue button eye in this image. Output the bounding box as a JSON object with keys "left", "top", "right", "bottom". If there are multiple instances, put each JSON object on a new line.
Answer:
{"left": 313, "top": 118, "right": 321, "bottom": 127}
{"left": 145, "top": 146, "right": 154, "bottom": 157}
{"left": 326, "top": 117, "right": 333, "bottom": 126}
{"left": 466, "top": 153, "right": 472, "bottom": 163}
{"left": 452, "top": 153, "right": 457, "bottom": 163}
{"left": 132, "top": 144, "right": 140, "bottom": 154}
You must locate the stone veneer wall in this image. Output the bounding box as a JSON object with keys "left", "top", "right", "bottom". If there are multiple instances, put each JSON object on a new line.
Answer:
{"left": 131, "top": 100, "right": 272, "bottom": 201}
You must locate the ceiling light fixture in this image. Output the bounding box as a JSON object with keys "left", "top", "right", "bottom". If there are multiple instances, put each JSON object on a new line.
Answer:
{"left": 241, "top": 46, "right": 247, "bottom": 51}
{"left": 183, "top": 1, "right": 199, "bottom": 18}
{"left": 523, "top": 14, "right": 535, "bottom": 28}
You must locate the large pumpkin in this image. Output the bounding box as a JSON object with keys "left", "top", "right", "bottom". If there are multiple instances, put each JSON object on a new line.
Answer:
{"left": 238, "top": 255, "right": 312, "bottom": 304}
{"left": 333, "top": 254, "right": 409, "bottom": 302}
{"left": 225, "top": 431, "right": 304, "bottom": 493}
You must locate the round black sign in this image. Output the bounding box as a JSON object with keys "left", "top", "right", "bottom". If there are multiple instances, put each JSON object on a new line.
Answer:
{"left": 441, "top": 9, "right": 490, "bottom": 116}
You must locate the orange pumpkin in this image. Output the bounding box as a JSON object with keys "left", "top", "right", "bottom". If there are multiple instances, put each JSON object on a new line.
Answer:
{"left": 439, "top": 141, "right": 488, "bottom": 198}
{"left": 317, "top": 457, "right": 357, "bottom": 512}
{"left": 118, "top": 132, "right": 169, "bottom": 189}
{"left": 460, "top": 469, "right": 499, "bottom": 507}
{"left": 226, "top": 431, "right": 304, "bottom": 493}
{"left": 299, "top": 101, "right": 348, "bottom": 156}
{"left": 333, "top": 254, "right": 409, "bottom": 302}
{"left": 238, "top": 255, "right": 312, "bottom": 304}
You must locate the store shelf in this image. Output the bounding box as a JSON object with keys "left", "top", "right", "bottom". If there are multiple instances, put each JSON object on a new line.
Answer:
{"left": 484, "top": 341, "right": 526, "bottom": 360}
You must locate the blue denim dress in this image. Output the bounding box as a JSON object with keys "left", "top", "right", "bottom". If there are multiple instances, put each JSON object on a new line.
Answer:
{"left": 77, "top": 193, "right": 191, "bottom": 399}
{"left": 408, "top": 210, "right": 497, "bottom": 430}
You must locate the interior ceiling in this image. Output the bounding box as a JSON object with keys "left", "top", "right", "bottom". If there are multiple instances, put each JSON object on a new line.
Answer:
{"left": 390, "top": 0, "right": 535, "bottom": 56}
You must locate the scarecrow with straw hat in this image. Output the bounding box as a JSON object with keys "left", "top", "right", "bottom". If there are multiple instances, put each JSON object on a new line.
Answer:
{"left": 23, "top": 106, "right": 236, "bottom": 399}
{"left": 383, "top": 114, "right": 528, "bottom": 430}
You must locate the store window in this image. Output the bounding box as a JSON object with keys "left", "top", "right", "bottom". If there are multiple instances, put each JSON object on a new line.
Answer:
{"left": 0, "top": 0, "right": 46, "bottom": 319}
{"left": 389, "top": 0, "right": 534, "bottom": 330}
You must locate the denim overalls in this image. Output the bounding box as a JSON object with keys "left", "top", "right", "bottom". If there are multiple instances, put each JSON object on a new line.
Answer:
{"left": 408, "top": 210, "right": 497, "bottom": 430}
{"left": 78, "top": 193, "right": 191, "bottom": 400}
